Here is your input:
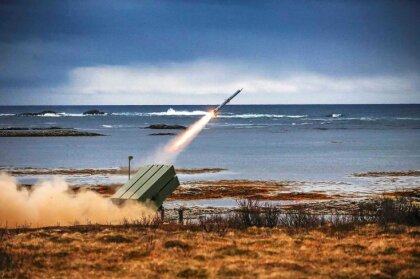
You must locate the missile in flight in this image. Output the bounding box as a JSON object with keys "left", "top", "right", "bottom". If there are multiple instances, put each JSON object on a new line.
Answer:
{"left": 212, "top": 88, "right": 243, "bottom": 115}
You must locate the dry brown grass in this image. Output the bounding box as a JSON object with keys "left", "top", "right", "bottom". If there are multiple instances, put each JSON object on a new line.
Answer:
{"left": 1, "top": 224, "right": 419, "bottom": 278}
{"left": 1, "top": 197, "right": 419, "bottom": 277}
{"left": 168, "top": 180, "right": 334, "bottom": 201}
{"left": 384, "top": 188, "right": 420, "bottom": 199}
{"left": 353, "top": 170, "right": 420, "bottom": 177}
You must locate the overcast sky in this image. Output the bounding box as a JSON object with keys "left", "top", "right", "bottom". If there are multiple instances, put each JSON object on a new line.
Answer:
{"left": 0, "top": 0, "right": 419, "bottom": 105}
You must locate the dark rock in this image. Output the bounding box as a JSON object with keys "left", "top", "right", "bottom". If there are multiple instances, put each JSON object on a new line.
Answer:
{"left": 145, "top": 124, "right": 187, "bottom": 130}
{"left": 0, "top": 128, "right": 105, "bottom": 137}
{"left": 83, "top": 109, "right": 106, "bottom": 115}
{"left": 40, "top": 110, "right": 57, "bottom": 115}
{"left": 16, "top": 110, "right": 57, "bottom": 116}
{"left": 46, "top": 126, "right": 64, "bottom": 130}
{"left": 16, "top": 112, "right": 39, "bottom": 116}
{"left": 149, "top": 133, "right": 177, "bottom": 136}
{"left": 32, "top": 127, "right": 65, "bottom": 130}
{"left": 0, "top": 127, "right": 29, "bottom": 130}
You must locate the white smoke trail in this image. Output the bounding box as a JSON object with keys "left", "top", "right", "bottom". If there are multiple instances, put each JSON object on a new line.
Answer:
{"left": 0, "top": 173, "right": 155, "bottom": 227}
{"left": 143, "top": 112, "right": 214, "bottom": 164}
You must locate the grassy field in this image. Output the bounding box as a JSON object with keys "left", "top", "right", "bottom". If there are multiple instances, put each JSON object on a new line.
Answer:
{"left": 1, "top": 223, "right": 419, "bottom": 278}
{"left": 1, "top": 196, "right": 419, "bottom": 278}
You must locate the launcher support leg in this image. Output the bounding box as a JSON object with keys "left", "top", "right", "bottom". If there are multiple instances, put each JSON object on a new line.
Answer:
{"left": 177, "top": 207, "right": 184, "bottom": 224}
{"left": 159, "top": 205, "right": 165, "bottom": 221}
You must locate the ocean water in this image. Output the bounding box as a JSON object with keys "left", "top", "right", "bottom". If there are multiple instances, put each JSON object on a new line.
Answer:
{"left": 0, "top": 105, "right": 419, "bottom": 182}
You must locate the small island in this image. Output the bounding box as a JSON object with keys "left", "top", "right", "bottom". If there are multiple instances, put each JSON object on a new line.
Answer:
{"left": 0, "top": 127, "right": 105, "bottom": 137}
{"left": 145, "top": 124, "right": 187, "bottom": 130}
{"left": 16, "top": 110, "right": 57, "bottom": 116}
{"left": 83, "top": 109, "right": 107, "bottom": 115}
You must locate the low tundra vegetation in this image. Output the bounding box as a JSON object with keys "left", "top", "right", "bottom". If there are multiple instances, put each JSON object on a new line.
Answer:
{"left": 198, "top": 196, "right": 419, "bottom": 233}
{"left": 0, "top": 196, "right": 418, "bottom": 278}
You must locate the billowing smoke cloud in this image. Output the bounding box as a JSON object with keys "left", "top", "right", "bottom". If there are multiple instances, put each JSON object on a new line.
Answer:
{"left": 0, "top": 173, "right": 155, "bottom": 227}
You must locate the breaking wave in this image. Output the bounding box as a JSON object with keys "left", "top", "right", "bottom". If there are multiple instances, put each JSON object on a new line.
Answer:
{"left": 112, "top": 109, "right": 307, "bottom": 118}
{"left": 396, "top": 117, "right": 420, "bottom": 121}
{"left": 55, "top": 112, "right": 109, "bottom": 117}
{"left": 309, "top": 117, "right": 377, "bottom": 121}
{"left": 112, "top": 108, "right": 208, "bottom": 117}
{"left": 148, "top": 108, "right": 208, "bottom": 116}
{"left": 218, "top": 114, "right": 307, "bottom": 119}
{"left": 39, "top": 113, "right": 61, "bottom": 117}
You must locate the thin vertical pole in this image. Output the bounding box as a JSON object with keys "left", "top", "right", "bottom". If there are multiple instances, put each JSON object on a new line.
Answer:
{"left": 128, "top": 155, "right": 133, "bottom": 180}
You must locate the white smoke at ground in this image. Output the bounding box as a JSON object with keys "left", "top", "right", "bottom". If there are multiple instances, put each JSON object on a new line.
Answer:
{"left": 141, "top": 112, "right": 214, "bottom": 165}
{"left": 0, "top": 112, "right": 215, "bottom": 227}
{"left": 0, "top": 173, "right": 156, "bottom": 228}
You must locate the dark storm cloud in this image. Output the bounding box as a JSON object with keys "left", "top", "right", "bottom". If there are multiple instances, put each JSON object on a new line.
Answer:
{"left": 0, "top": 0, "right": 419, "bottom": 104}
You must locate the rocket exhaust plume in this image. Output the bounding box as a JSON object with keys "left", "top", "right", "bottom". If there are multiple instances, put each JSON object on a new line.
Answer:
{"left": 166, "top": 112, "right": 213, "bottom": 153}
{"left": 148, "top": 112, "right": 214, "bottom": 164}
{"left": 146, "top": 88, "right": 243, "bottom": 164}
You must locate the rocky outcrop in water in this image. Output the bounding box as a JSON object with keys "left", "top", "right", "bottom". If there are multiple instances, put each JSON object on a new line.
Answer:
{"left": 0, "top": 127, "right": 105, "bottom": 137}
{"left": 145, "top": 124, "right": 187, "bottom": 130}
{"left": 16, "top": 110, "right": 57, "bottom": 116}
{"left": 83, "top": 109, "right": 107, "bottom": 115}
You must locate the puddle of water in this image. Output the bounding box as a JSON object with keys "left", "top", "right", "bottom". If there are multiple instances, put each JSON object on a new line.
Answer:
{"left": 16, "top": 174, "right": 128, "bottom": 186}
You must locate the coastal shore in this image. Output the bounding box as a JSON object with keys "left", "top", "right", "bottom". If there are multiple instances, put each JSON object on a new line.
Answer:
{"left": 4, "top": 166, "right": 419, "bottom": 218}
{"left": 1, "top": 167, "right": 419, "bottom": 278}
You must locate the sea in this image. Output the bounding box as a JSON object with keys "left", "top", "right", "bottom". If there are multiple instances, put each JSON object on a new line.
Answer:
{"left": 0, "top": 105, "right": 419, "bottom": 184}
